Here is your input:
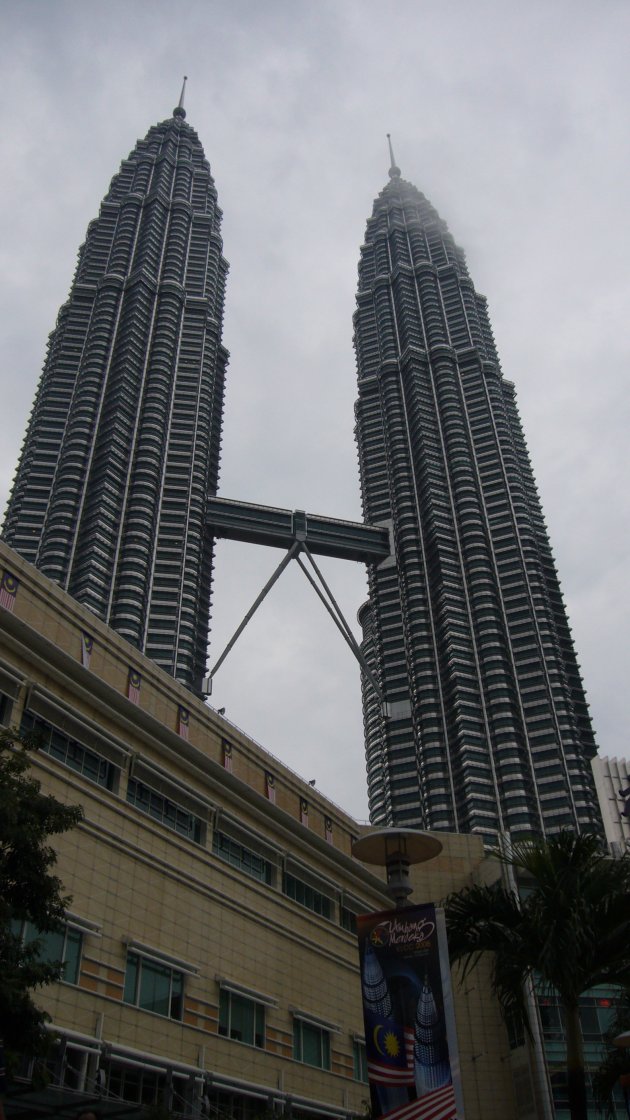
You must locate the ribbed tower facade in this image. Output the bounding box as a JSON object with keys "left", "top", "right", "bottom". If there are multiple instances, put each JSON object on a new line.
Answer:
{"left": 3, "top": 96, "right": 228, "bottom": 692}
{"left": 355, "top": 156, "right": 602, "bottom": 840}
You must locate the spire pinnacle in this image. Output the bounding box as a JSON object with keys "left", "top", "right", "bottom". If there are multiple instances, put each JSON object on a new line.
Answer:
{"left": 173, "top": 76, "right": 188, "bottom": 119}
{"left": 387, "top": 133, "right": 401, "bottom": 179}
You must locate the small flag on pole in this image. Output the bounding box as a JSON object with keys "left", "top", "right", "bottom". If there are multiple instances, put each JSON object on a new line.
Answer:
{"left": 178, "top": 705, "right": 190, "bottom": 740}
{"left": 81, "top": 632, "right": 93, "bottom": 669}
{"left": 0, "top": 570, "right": 18, "bottom": 612}
{"left": 325, "top": 816, "right": 333, "bottom": 844}
{"left": 127, "top": 668, "right": 141, "bottom": 705}
{"left": 266, "top": 772, "right": 276, "bottom": 804}
{"left": 300, "top": 797, "right": 309, "bottom": 826}
{"left": 223, "top": 740, "right": 233, "bottom": 772}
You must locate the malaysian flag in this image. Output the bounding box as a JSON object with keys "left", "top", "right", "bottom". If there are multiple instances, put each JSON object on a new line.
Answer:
{"left": 367, "top": 1021, "right": 415, "bottom": 1085}
{"left": 300, "top": 797, "right": 308, "bottom": 826}
{"left": 178, "top": 705, "right": 190, "bottom": 740}
{"left": 325, "top": 817, "right": 333, "bottom": 844}
{"left": 382, "top": 1083, "right": 457, "bottom": 1120}
{"left": 0, "top": 570, "right": 18, "bottom": 612}
{"left": 266, "top": 772, "right": 276, "bottom": 803}
{"left": 223, "top": 741, "right": 233, "bottom": 772}
{"left": 81, "top": 631, "right": 93, "bottom": 669}
{"left": 127, "top": 668, "right": 141, "bottom": 704}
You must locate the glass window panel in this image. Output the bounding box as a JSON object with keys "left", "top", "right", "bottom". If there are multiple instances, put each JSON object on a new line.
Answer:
{"left": 230, "top": 993, "right": 254, "bottom": 1044}
{"left": 218, "top": 990, "right": 264, "bottom": 1047}
{"left": 353, "top": 1041, "right": 368, "bottom": 1082}
{"left": 124, "top": 952, "right": 139, "bottom": 1004}
{"left": 139, "top": 959, "right": 171, "bottom": 1017}
{"left": 17, "top": 921, "right": 82, "bottom": 984}
{"left": 37, "top": 928, "right": 65, "bottom": 967}
{"left": 63, "top": 928, "right": 82, "bottom": 984}
{"left": 170, "top": 970, "right": 183, "bottom": 1020}
{"left": 124, "top": 953, "right": 183, "bottom": 1021}
{"left": 579, "top": 1004, "right": 600, "bottom": 1039}
{"left": 322, "top": 1031, "right": 330, "bottom": 1069}
{"left": 302, "top": 1024, "right": 322, "bottom": 1067}
{"left": 255, "top": 1003, "right": 265, "bottom": 1048}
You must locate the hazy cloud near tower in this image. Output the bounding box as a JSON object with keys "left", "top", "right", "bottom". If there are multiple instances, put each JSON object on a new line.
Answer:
{"left": 0, "top": 0, "right": 628, "bottom": 820}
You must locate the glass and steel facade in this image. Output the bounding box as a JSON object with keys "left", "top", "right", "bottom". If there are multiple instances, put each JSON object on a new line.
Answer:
{"left": 354, "top": 161, "right": 602, "bottom": 840}
{"left": 3, "top": 102, "right": 228, "bottom": 692}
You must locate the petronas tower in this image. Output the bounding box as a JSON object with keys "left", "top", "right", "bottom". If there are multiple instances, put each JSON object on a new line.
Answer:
{"left": 355, "top": 148, "right": 602, "bottom": 840}
{"left": 3, "top": 98, "right": 603, "bottom": 842}
{"left": 3, "top": 87, "right": 228, "bottom": 692}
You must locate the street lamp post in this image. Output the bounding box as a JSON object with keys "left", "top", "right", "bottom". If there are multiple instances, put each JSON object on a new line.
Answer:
{"left": 351, "top": 828, "right": 442, "bottom": 907}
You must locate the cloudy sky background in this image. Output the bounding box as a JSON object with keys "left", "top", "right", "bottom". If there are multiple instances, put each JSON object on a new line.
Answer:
{"left": 1, "top": 0, "right": 628, "bottom": 821}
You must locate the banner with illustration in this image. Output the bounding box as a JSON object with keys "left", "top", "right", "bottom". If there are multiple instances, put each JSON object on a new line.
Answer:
{"left": 356, "top": 903, "right": 463, "bottom": 1120}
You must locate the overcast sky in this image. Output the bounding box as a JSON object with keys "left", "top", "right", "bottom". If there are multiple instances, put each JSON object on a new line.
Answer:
{"left": 1, "top": 0, "right": 628, "bottom": 821}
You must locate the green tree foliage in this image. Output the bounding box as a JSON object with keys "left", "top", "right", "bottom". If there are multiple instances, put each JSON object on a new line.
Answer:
{"left": 443, "top": 831, "right": 630, "bottom": 1120}
{"left": 0, "top": 725, "right": 82, "bottom": 1057}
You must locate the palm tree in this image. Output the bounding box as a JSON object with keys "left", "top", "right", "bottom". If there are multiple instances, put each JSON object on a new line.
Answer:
{"left": 443, "top": 831, "right": 630, "bottom": 1120}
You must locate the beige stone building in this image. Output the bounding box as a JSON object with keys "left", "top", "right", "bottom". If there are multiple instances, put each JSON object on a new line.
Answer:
{"left": 0, "top": 538, "right": 538, "bottom": 1120}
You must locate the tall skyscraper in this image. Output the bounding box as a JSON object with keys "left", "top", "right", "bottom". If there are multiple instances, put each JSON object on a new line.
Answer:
{"left": 3, "top": 88, "right": 228, "bottom": 692}
{"left": 354, "top": 147, "right": 602, "bottom": 841}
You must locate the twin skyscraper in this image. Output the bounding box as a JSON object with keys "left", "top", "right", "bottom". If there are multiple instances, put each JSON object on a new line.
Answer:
{"left": 2, "top": 95, "right": 602, "bottom": 842}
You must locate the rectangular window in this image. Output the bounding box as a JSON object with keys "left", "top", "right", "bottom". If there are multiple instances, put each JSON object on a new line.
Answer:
{"left": 123, "top": 952, "right": 183, "bottom": 1020}
{"left": 0, "top": 692, "right": 12, "bottom": 726}
{"left": 353, "top": 1039, "right": 368, "bottom": 1082}
{"left": 340, "top": 907, "right": 357, "bottom": 934}
{"left": 293, "top": 1019, "right": 331, "bottom": 1070}
{"left": 13, "top": 920, "right": 82, "bottom": 985}
{"left": 283, "top": 873, "right": 332, "bottom": 919}
{"left": 213, "top": 830, "right": 273, "bottom": 884}
{"left": 218, "top": 989, "right": 265, "bottom": 1048}
{"left": 107, "top": 1061, "right": 167, "bottom": 1106}
{"left": 21, "top": 711, "right": 116, "bottom": 790}
{"left": 126, "top": 777, "right": 203, "bottom": 843}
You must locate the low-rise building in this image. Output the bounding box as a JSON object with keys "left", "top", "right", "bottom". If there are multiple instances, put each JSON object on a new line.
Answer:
{"left": 0, "top": 539, "right": 522, "bottom": 1119}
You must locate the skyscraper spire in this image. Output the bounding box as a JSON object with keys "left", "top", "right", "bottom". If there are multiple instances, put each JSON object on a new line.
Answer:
{"left": 173, "top": 75, "right": 188, "bottom": 118}
{"left": 386, "top": 133, "right": 400, "bottom": 179}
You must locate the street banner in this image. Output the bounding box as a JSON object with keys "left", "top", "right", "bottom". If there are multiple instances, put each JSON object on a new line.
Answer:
{"left": 357, "top": 904, "right": 463, "bottom": 1120}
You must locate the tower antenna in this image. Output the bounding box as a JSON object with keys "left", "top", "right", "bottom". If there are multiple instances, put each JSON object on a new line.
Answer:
{"left": 386, "top": 133, "right": 400, "bottom": 179}
{"left": 174, "top": 76, "right": 188, "bottom": 118}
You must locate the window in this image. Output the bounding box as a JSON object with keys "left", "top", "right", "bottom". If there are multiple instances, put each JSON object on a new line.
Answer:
{"left": 353, "top": 1039, "right": 368, "bottom": 1082}
{"left": 106, "top": 1061, "right": 167, "bottom": 1108}
{"left": 219, "top": 989, "right": 265, "bottom": 1048}
{"left": 123, "top": 952, "right": 184, "bottom": 1020}
{"left": 213, "top": 830, "right": 273, "bottom": 884}
{"left": 126, "top": 777, "right": 203, "bottom": 843}
{"left": 0, "top": 691, "right": 12, "bottom": 726}
{"left": 283, "top": 873, "right": 332, "bottom": 919}
{"left": 340, "top": 907, "right": 357, "bottom": 934}
{"left": 293, "top": 1018, "right": 331, "bottom": 1069}
{"left": 21, "top": 711, "right": 116, "bottom": 790}
{"left": 12, "top": 920, "right": 82, "bottom": 985}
